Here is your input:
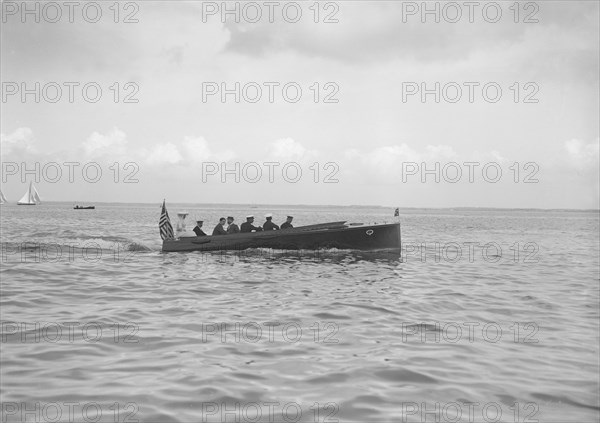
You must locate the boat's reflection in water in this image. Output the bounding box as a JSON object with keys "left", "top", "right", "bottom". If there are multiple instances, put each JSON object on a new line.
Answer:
{"left": 193, "top": 247, "right": 402, "bottom": 265}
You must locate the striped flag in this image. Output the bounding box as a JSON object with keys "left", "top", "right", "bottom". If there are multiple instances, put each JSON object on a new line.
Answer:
{"left": 159, "top": 200, "right": 175, "bottom": 241}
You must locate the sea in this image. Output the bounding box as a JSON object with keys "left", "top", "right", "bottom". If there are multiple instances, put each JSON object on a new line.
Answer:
{"left": 0, "top": 203, "right": 598, "bottom": 423}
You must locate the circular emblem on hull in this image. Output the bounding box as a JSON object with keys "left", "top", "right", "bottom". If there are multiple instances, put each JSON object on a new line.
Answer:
{"left": 366, "top": 229, "right": 374, "bottom": 236}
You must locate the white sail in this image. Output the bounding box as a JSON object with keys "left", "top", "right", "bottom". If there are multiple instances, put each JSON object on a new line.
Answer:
{"left": 18, "top": 182, "right": 33, "bottom": 204}
{"left": 32, "top": 185, "right": 41, "bottom": 203}
{"left": 0, "top": 190, "right": 6, "bottom": 204}
{"left": 17, "top": 182, "right": 41, "bottom": 205}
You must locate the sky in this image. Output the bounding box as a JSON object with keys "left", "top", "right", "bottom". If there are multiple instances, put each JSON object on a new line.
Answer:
{"left": 1, "top": 0, "right": 598, "bottom": 208}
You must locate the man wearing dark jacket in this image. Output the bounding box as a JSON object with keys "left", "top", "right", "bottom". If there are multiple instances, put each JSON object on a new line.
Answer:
{"left": 240, "top": 215, "right": 263, "bottom": 233}
{"left": 193, "top": 221, "right": 207, "bottom": 236}
{"left": 280, "top": 216, "right": 294, "bottom": 229}
{"left": 212, "top": 217, "right": 227, "bottom": 235}
{"left": 263, "top": 213, "right": 279, "bottom": 231}
{"left": 226, "top": 216, "right": 240, "bottom": 234}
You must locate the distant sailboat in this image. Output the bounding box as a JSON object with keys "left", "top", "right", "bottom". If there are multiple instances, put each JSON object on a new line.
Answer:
{"left": 17, "top": 182, "right": 41, "bottom": 205}
{"left": 0, "top": 190, "right": 7, "bottom": 204}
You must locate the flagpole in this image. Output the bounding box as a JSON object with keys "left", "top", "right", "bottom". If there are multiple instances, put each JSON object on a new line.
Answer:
{"left": 159, "top": 199, "right": 175, "bottom": 242}
{"left": 395, "top": 207, "right": 402, "bottom": 260}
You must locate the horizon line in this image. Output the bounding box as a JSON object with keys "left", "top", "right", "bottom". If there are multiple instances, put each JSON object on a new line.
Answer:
{"left": 1, "top": 200, "right": 598, "bottom": 212}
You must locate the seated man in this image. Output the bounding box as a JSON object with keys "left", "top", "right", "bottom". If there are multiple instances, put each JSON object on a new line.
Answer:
{"left": 212, "top": 217, "right": 227, "bottom": 235}
{"left": 240, "top": 215, "right": 263, "bottom": 233}
{"left": 226, "top": 216, "right": 239, "bottom": 234}
{"left": 193, "top": 220, "right": 207, "bottom": 236}
{"left": 263, "top": 213, "right": 279, "bottom": 231}
{"left": 280, "top": 215, "right": 294, "bottom": 229}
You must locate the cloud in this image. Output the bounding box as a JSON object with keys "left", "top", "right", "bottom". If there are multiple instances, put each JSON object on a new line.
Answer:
{"left": 267, "top": 138, "right": 318, "bottom": 161}
{"left": 0, "top": 127, "right": 37, "bottom": 156}
{"left": 426, "top": 145, "right": 458, "bottom": 160}
{"left": 83, "top": 128, "right": 128, "bottom": 157}
{"left": 222, "top": 2, "right": 598, "bottom": 68}
{"left": 564, "top": 139, "right": 599, "bottom": 167}
{"left": 141, "top": 137, "right": 320, "bottom": 174}
{"left": 162, "top": 45, "right": 185, "bottom": 66}
{"left": 141, "top": 135, "right": 236, "bottom": 167}
{"left": 340, "top": 143, "right": 522, "bottom": 184}
{"left": 345, "top": 143, "right": 458, "bottom": 173}
{"left": 182, "top": 136, "right": 235, "bottom": 163}
{"left": 145, "top": 142, "right": 183, "bottom": 165}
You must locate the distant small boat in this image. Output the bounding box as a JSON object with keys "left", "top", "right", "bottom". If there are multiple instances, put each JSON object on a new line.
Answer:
{"left": 74, "top": 205, "right": 95, "bottom": 210}
{"left": 0, "top": 190, "right": 7, "bottom": 204}
{"left": 17, "top": 182, "right": 41, "bottom": 205}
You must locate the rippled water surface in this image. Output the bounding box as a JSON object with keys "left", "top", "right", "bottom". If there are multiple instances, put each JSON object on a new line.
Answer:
{"left": 1, "top": 203, "right": 599, "bottom": 422}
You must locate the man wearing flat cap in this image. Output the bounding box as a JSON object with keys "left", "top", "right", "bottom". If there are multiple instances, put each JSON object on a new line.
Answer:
{"left": 193, "top": 220, "right": 207, "bottom": 236}
{"left": 240, "top": 215, "right": 263, "bottom": 233}
{"left": 263, "top": 213, "right": 280, "bottom": 231}
{"left": 226, "top": 216, "right": 240, "bottom": 234}
{"left": 280, "top": 215, "right": 294, "bottom": 230}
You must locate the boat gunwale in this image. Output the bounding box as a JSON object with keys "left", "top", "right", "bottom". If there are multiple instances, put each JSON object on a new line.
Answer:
{"left": 165, "top": 222, "right": 400, "bottom": 244}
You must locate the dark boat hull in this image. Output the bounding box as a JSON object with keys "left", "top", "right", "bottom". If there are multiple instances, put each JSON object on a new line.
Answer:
{"left": 74, "top": 206, "right": 95, "bottom": 210}
{"left": 162, "top": 223, "right": 400, "bottom": 253}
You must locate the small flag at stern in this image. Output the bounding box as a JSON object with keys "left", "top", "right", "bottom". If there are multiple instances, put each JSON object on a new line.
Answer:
{"left": 159, "top": 200, "right": 175, "bottom": 240}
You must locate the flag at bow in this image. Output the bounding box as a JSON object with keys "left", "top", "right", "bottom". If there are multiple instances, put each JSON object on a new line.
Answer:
{"left": 159, "top": 200, "right": 175, "bottom": 240}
